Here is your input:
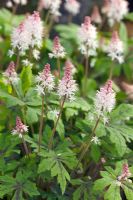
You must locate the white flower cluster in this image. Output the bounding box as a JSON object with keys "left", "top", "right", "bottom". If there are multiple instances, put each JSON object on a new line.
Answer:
{"left": 107, "top": 31, "right": 124, "bottom": 64}
{"left": 3, "top": 61, "right": 19, "bottom": 84}
{"left": 102, "top": 0, "right": 128, "bottom": 27}
{"left": 6, "top": 0, "right": 27, "bottom": 7}
{"left": 10, "top": 12, "right": 43, "bottom": 59}
{"left": 91, "top": 136, "right": 101, "bottom": 145}
{"left": 95, "top": 80, "right": 116, "bottom": 115}
{"left": 78, "top": 16, "right": 98, "bottom": 56}
{"left": 36, "top": 63, "right": 55, "bottom": 96}
{"left": 39, "top": 0, "right": 62, "bottom": 18}
{"left": 49, "top": 36, "right": 66, "bottom": 59}
{"left": 57, "top": 61, "right": 78, "bottom": 101}
{"left": 64, "top": 0, "right": 80, "bottom": 16}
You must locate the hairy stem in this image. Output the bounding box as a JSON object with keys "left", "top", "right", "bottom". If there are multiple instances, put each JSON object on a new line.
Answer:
{"left": 16, "top": 51, "right": 20, "bottom": 72}
{"left": 72, "top": 117, "right": 100, "bottom": 174}
{"left": 38, "top": 95, "right": 45, "bottom": 152}
{"left": 48, "top": 96, "right": 66, "bottom": 149}
{"left": 21, "top": 135, "right": 29, "bottom": 156}
{"left": 109, "top": 64, "right": 114, "bottom": 80}
{"left": 85, "top": 54, "right": 89, "bottom": 80}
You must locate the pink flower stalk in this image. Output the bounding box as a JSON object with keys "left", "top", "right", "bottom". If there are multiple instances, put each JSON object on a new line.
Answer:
{"left": 91, "top": 6, "right": 102, "bottom": 24}
{"left": 64, "top": 0, "right": 80, "bottom": 16}
{"left": 108, "top": 31, "right": 124, "bottom": 64}
{"left": 95, "top": 80, "right": 116, "bottom": 114}
{"left": 11, "top": 21, "right": 31, "bottom": 55}
{"left": 101, "top": 0, "right": 111, "bottom": 14}
{"left": 65, "top": 60, "right": 76, "bottom": 75}
{"left": 3, "top": 61, "right": 19, "bottom": 84}
{"left": 57, "top": 61, "right": 77, "bottom": 101}
{"left": 49, "top": 36, "right": 66, "bottom": 59}
{"left": 11, "top": 11, "right": 43, "bottom": 57}
{"left": 12, "top": 117, "right": 28, "bottom": 138}
{"left": 38, "top": 0, "right": 52, "bottom": 10}
{"left": 102, "top": 0, "right": 128, "bottom": 26}
{"left": 25, "top": 11, "right": 43, "bottom": 49}
{"left": 78, "top": 16, "right": 98, "bottom": 56}
{"left": 36, "top": 63, "right": 55, "bottom": 95}
{"left": 118, "top": 163, "right": 131, "bottom": 181}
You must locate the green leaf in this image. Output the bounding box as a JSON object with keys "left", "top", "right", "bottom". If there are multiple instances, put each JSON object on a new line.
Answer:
{"left": 26, "top": 107, "right": 40, "bottom": 124}
{"left": 91, "top": 145, "right": 101, "bottom": 163}
{"left": 104, "top": 184, "right": 121, "bottom": 200}
{"left": 64, "top": 97, "right": 90, "bottom": 112}
{"left": 93, "top": 177, "right": 113, "bottom": 192}
{"left": 65, "top": 108, "right": 78, "bottom": 121}
{"left": 20, "top": 66, "right": 32, "bottom": 93}
{"left": 23, "top": 181, "right": 40, "bottom": 196}
{"left": 38, "top": 150, "right": 77, "bottom": 194}
{"left": 125, "top": 12, "right": 133, "bottom": 21}
{"left": 111, "top": 104, "right": 133, "bottom": 121}
{"left": 73, "top": 186, "right": 83, "bottom": 200}
{"left": 56, "top": 119, "right": 65, "bottom": 140}
{"left": 0, "top": 89, "right": 25, "bottom": 107}
{"left": 108, "top": 127, "right": 127, "bottom": 156}
{"left": 123, "top": 185, "right": 133, "bottom": 200}
{"left": 51, "top": 161, "right": 70, "bottom": 194}
{"left": 119, "top": 22, "right": 128, "bottom": 54}
{"left": 55, "top": 24, "right": 79, "bottom": 41}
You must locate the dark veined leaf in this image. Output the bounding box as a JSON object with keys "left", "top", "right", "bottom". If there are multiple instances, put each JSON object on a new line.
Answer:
{"left": 38, "top": 150, "right": 78, "bottom": 194}
{"left": 72, "top": 179, "right": 95, "bottom": 200}
{"left": 0, "top": 171, "right": 39, "bottom": 198}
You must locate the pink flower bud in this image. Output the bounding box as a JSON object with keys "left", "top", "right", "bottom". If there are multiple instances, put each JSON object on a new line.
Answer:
{"left": 91, "top": 6, "right": 102, "bottom": 24}
{"left": 49, "top": 36, "right": 66, "bottom": 58}
{"left": 12, "top": 117, "right": 28, "bottom": 138}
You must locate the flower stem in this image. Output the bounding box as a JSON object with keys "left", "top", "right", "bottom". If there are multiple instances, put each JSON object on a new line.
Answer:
{"left": 85, "top": 54, "right": 89, "bottom": 79}
{"left": 21, "top": 135, "right": 29, "bottom": 156}
{"left": 57, "top": 58, "right": 61, "bottom": 78}
{"left": 38, "top": 95, "right": 45, "bottom": 152}
{"left": 109, "top": 64, "right": 114, "bottom": 80}
{"left": 48, "top": 96, "right": 66, "bottom": 149}
{"left": 45, "top": 11, "right": 50, "bottom": 25}
{"left": 73, "top": 117, "right": 100, "bottom": 173}
{"left": 68, "top": 14, "right": 72, "bottom": 24}
{"left": 16, "top": 51, "right": 20, "bottom": 72}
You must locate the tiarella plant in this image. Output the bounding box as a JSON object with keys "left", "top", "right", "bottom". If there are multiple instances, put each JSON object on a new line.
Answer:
{"left": 0, "top": 1, "right": 133, "bottom": 200}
